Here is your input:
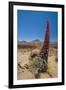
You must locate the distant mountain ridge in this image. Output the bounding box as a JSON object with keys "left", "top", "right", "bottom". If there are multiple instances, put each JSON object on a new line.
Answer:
{"left": 31, "top": 39, "right": 41, "bottom": 43}
{"left": 18, "top": 39, "right": 41, "bottom": 43}
{"left": 18, "top": 40, "right": 57, "bottom": 49}
{"left": 18, "top": 40, "right": 57, "bottom": 45}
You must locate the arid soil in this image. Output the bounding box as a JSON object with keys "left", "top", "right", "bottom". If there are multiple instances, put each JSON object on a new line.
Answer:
{"left": 17, "top": 43, "right": 58, "bottom": 80}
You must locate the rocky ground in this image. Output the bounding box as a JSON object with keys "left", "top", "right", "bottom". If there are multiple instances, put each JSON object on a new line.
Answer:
{"left": 17, "top": 44, "right": 58, "bottom": 80}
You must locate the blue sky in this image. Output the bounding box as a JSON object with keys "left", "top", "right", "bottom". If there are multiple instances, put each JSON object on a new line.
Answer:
{"left": 17, "top": 10, "right": 58, "bottom": 42}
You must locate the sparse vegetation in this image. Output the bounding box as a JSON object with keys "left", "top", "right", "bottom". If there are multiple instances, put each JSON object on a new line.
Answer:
{"left": 17, "top": 42, "right": 58, "bottom": 80}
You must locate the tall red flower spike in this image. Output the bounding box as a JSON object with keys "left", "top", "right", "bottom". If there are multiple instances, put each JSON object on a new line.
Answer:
{"left": 40, "top": 17, "right": 50, "bottom": 71}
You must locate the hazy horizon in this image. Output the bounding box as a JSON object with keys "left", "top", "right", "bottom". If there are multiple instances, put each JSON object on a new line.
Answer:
{"left": 18, "top": 39, "right": 57, "bottom": 43}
